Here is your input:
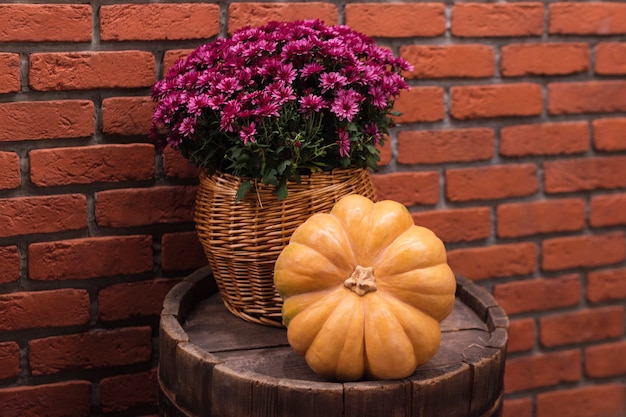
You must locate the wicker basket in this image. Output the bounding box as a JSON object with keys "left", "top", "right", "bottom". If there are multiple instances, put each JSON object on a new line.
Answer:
{"left": 194, "top": 168, "right": 377, "bottom": 327}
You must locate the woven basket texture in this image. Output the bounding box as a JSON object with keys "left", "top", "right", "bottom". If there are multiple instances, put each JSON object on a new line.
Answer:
{"left": 194, "top": 168, "right": 377, "bottom": 327}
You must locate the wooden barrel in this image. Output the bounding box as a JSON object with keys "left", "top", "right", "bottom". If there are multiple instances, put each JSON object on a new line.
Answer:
{"left": 159, "top": 266, "right": 508, "bottom": 417}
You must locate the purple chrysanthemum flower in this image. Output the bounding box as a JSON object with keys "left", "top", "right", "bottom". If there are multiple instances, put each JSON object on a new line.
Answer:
{"left": 239, "top": 122, "right": 257, "bottom": 144}
{"left": 220, "top": 100, "right": 240, "bottom": 132}
{"left": 331, "top": 89, "right": 363, "bottom": 122}
{"left": 298, "top": 94, "right": 327, "bottom": 114}
{"left": 178, "top": 116, "right": 196, "bottom": 137}
{"left": 319, "top": 72, "right": 348, "bottom": 93}
{"left": 269, "top": 82, "right": 296, "bottom": 104}
{"left": 364, "top": 122, "right": 382, "bottom": 145}
{"left": 300, "top": 63, "right": 325, "bottom": 77}
{"left": 187, "top": 94, "right": 211, "bottom": 116}
{"left": 336, "top": 127, "right": 350, "bottom": 158}
{"left": 216, "top": 76, "right": 241, "bottom": 94}
{"left": 368, "top": 86, "right": 388, "bottom": 110}
{"left": 277, "top": 64, "right": 297, "bottom": 84}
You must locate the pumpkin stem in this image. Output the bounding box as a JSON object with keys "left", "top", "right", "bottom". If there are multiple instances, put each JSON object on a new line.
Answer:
{"left": 344, "top": 265, "right": 377, "bottom": 296}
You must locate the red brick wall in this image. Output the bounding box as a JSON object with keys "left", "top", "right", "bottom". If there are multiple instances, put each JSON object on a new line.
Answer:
{"left": 0, "top": 2, "right": 625, "bottom": 416}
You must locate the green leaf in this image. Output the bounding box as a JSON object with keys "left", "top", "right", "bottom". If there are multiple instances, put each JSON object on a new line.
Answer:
{"left": 277, "top": 159, "right": 291, "bottom": 175}
{"left": 235, "top": 181, "right": 252, "bottom": 202}
{"left": 276, "top": 181, "right": 288, "bottom": 200}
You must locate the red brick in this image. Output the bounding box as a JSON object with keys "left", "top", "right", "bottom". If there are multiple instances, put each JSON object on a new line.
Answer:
{"left": 591, "top": 193, "right": 626, "bottom": 227}
{"left": 586, "top": 341, "right": 626, "bottom": 378}
{"left": 448, "top": 243, "right": 537, "bottom": 280}
{"left": 377, "top": 141, "right": 391, "bottom": 167}
{"left": 593, "top": 117, "right": 626, "bottom": 151}
{"left": 29, "top": 51, "right": 155, "bottom": 91}
{"left": 452, "top": 3, "right": 544, "bottom": 37}
{"left": 29, "top": 236, "right": 153, "bottom": 281}
{"left": 0, "top": 246, "right": 19, "bottom": 284}
{"left": 0, "top": 341, "right": 19, "bottom": 380}
{"left": 163, "top": 146, "right": 202, "bottom": 179}
{"left": 398, "top": 128, "right": 493, "bottom": 165}
{"left": 0, "top": 381, "right": 91, "bottom": 417}
{"left": 540, "top": 306, "right": 625, "bottom": 347}
{"left": 161, "top": 232, "right": 207, "bottom": 271}
{"left": 163, "top": 49, "right": 194, "bottom": 74}
{"left": 0, "top": 289, "right": 89, "bottom": 332}
{"left": 504, "top": 349, "right": 581, "bottom": 393}
{"left": 497, "top": 198, "right": 585, "bottom": 238}
{"left": 30, "top": 144, "right": 154, "bottom": 186}
{"left": 345, "top": 3, "right": 444, "bottom": 37}
{"left": 587, "top": 268, "right": 626, "bottom": 303}
{"left": 503, "top": 397, "right": 533, "bottom": 417}
{"left": 544, "top": 156, "right": 626, "bottom": 193}
{"left": 29, "top": 326, "right": 152, "bottom": 375}
{"left": 100, "top": 369, "right": 158, "bottom": 412}
{"left": 494, "top": 275, "right": 581, "bottom": 315}
{"left": 101, "top": 4, "right": 219, "bottom": 41}
{"left": 98, "top": 278, "right": 181, "bottom": 321}
{"left": 501, "top": 43, "right": 589, "bottom": 76}
{"left": 0, "top": 100, "right": 94, "bottom": 141}
{"left": 393, "top": 87, "right": 445, "bottom": 123}
{"left": 445, "top": 164, "right": 538, "bottom": 202}
{"left": 0, "top": 53, "right": 20, "bottom": 93}
{"left": 95, "top": 186, "right": 196, "bottom": 227}
{"left": 228, "top": 3, "right": 338, "bottom": 33}
{"left": 0, "top": 194, "right": 87, "bottom": 238}
{"left": 507, "top": 319, "right": 535, "bottom": 353}
{"left": 0, "top": 151, "right": 20, "bottom": 190}
{"left": 371, "top": 172, "right": 439, "bottom": 206}
{"left": 412, "top": 207, "right": 491, "bottom": 243}
{"left": 0, "top": 4, "right": 91, "bottom": 42}
{"left": 596, "top": 42, "right": 626, "bottom": 75}
{"left": 550, "top": 2, "right": 626, "bottom": 35}
{"left": 500, "top": 121, "right": 589, "bottom": 157}
{"left": 401, "top": 45, "right": 494, "bottom": 79}
{"left": 537, "top": 384, "right": 626, "bottom": 417}
{"left": 542, "top": 233, "right": 625, "bottom": 271}
{"left": 451, "top": 83, "right": 543, "bottom": 119}
{"left": 102, "top": 96, "right": 154, "bottom": 136}
{"left": 549, "top": 80, "right": 626, "bottom": 114}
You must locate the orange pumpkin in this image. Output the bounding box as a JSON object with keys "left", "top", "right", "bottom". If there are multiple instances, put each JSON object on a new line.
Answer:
{"left": 273, "top": 194, "right": 456, "bottom": 381}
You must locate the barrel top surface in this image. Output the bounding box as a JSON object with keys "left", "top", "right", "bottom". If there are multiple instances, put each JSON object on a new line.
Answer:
{"left": 184, "top": 293, "right": 491, "bottom": 382}
{"left": 159, "top": 266, "right": 508, "bottom": 417}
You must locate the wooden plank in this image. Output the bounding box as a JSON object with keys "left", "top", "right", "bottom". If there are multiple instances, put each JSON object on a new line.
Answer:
{"left": 163, "top": 281, "right": 194, "bottom": 318}
{"left": 441, "top": 299, "right": 488, "bottom": 332}
{"left": 179, "top": 266, "right": 218, "bottom": 321}
{"left": 344, "top": 379, "right": 411, "bottom": 417}
{"left": 159, "top": 314, "right": 190, "bottom": 392}
{"left": 218, "top": 346, "right": 326, "bottom": 381}
{"left": 275, "top": 378, "right": 344, "bottom": 417}
{"left": 184, "top": 293, "right": 289, "bottom": 352}
{"left": 211, "top": 364, "right": 253, "bottom": 417}
{"left": 410, "top": 362, "right": 472, "bottom": 417}
{"left": 464, "top": 346, "right": 503, "bottom": 417}
{"left": 173, "top": 342, "right": 220, "bottom": 417}
{"left": 455, "top": 277, "right": 499, "bottom": 323}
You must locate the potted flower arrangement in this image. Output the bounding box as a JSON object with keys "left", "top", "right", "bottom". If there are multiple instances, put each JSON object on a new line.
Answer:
{"left": 150, "top": 19, "right": 412, "bottom": 326}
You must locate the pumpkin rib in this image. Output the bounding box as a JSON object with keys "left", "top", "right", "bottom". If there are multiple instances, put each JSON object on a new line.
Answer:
{"left": 362, "top": 293, "right": 418, "bottom": 380}
{"left": 379, "top": 291, "right": 442, "bottom": 366}
{"left": 288, "top": 213, "right": 357, "bottom": 274}
{"left": 376, "top": 264, "right": 456, "bottom": 321}
{"left": 274, "top": 242, "right": 352, "bottom": 298}
{"left": 373, "top": 225, "right": 449, "bottom": 276}
{"left": 286, "top": 287, "right": 346, "bottom": 355}
{"left": 305, "top": 291, "right": 366, "bottom": 381}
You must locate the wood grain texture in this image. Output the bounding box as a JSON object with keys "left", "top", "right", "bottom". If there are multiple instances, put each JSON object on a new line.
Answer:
{"left": 159, "top": 266, "right": 508, "bottom": 417}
